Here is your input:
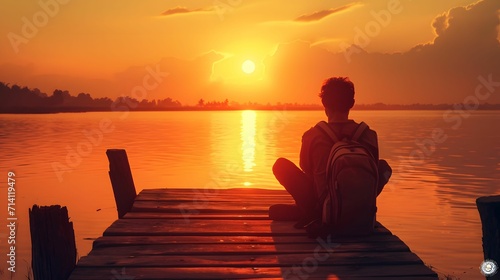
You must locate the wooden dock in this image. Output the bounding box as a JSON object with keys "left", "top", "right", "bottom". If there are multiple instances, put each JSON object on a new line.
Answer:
{"left": 68, "top": 187, "right": 438, "bottom": 279}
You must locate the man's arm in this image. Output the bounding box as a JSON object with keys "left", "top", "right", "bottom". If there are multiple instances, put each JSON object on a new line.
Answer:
{"left": 299, "top": 132, "right": 311, "bottom": 176}
{"left": 362, "top": 128, "right": 379, "bottom": 162}
{"left": 365, "top": 128, "right": 392, "bottom": 195}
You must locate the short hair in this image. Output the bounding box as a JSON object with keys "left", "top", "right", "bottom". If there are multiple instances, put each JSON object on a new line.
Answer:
{"left": 319, "top": 77, "right": 355, "bottom": 112}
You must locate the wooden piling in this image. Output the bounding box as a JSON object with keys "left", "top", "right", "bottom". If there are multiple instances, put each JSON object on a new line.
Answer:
{"left": 106, "top": 149, "right": 137, "bottom": 218}
{"left": 477, "top": 195, "right": 500, "bottom": 279}
{"left": 29, "top": 205, "right": 77, "bottom": 280}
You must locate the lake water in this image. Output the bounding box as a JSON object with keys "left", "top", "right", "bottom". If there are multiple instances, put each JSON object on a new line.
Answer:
{"left": 0, "top": 110, "right": 499, "bottom": 279}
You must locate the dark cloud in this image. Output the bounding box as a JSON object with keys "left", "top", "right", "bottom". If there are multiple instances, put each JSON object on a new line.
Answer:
{"left": 294, "top": 3, "right": 357, "bottom": 23}
{"left": 161, "top": 6, "right": 209, "bottom": 17}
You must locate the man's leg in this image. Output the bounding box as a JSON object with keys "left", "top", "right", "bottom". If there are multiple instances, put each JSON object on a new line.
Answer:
{"left": 272, "top": 157, "right": 316, "bottom": 211}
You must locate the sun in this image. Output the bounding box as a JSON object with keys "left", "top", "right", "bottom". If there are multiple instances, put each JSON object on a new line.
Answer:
{"left": 242, "top": 60, "right": 255, "bottom": 74}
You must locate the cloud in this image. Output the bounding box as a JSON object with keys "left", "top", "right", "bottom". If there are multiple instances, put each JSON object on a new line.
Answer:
{"left": 161, "top": 6, "right": 210, "bottom": 17}
{"left": 432, "top": 13, "right": 448, "bottom": 37}
{"left": 428, "top": 0, "right": 500, "bottom": 50}
{"left": 262, "top": 0, "right": 500, "bottom": 105}
{"left": 1, "top": 0, "right": 499, "bottom": 106}
{"left": 294, "top": 3, "right": 358, "bottom": 23}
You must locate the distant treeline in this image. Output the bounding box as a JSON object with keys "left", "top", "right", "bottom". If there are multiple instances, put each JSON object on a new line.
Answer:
{"left": 0, "top": 82, "right": 182, "bottom": 113}
{"left": 1, "top": 82, "right": 500, "bottom": 113}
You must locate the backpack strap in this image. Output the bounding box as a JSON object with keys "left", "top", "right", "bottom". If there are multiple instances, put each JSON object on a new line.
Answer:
{"left": 316, "top": 121, "right": 340, "bottom": 143}
{"left": 351, "top": 122, "right": 368, "bottom": 142}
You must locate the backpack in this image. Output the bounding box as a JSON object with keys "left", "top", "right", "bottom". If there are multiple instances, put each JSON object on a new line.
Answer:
{"left": 315, "top": 121, "right": 379, "bottom": 236}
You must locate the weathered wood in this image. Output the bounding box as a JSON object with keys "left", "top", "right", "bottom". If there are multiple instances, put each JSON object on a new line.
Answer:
{"left": 76, "top": 251, "right": 424, "bottom": 267}
{"left": 135, "top": 193, "right": 294, "bottom": 201}
{"left": 142, "top": 188, "right": 292, "bottom": 196}
{"left": 133, "top": 200, "right": 295, "bottom": 209}
{"left": 477, "top": 195, "right": 500, "bottom": 279}
{"left": 131, "top": 200, "right": 287, "bottom": 214}
{"left": 69, "top": 265, "right": 438, "bottom": 279}
{"left": 123, "top": 212, "right": 271, "bottom": 220}
{"left": 132, "top": 205, "right": 270, "bottom": 214}
{"left": 92, "top": 234, "right": 405, "bottom": 249}
{"left": 106, "top": 149, "right": 137, "bottom": 218}
{"left": 29, "top": 205, "right": 77, "bottom": 280}
{"left": 135, "top": 194, "right": 295, "bottom": 205}
{"left": 69, "top": 188, "right": 437, "bottom": 279}
{"left": 103, "top": 219, "right": 392, "bottom": 236}
{"left": 103, "top": 219, "right": 306, "bottom": 236}
{"left": 88, "top": 241, "right": 410, "bottom": 256}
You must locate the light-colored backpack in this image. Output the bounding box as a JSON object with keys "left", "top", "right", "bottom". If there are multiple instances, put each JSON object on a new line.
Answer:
{"left": 315, "top": 121, "right": 379, "bottom": 236}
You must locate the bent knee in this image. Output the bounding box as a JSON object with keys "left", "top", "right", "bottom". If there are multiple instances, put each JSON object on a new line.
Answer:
{"left": 273, "top": 157, "right": 288, "bottom": 172}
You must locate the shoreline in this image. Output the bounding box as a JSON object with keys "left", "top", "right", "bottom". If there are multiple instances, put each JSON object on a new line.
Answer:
{"left": 2, "top": 106, "right": 500, "bottom": 114}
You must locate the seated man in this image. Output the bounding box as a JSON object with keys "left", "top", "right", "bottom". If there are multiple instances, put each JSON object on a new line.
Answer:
{"left": 271, "top": 77, "right": 390, "bottom": 227}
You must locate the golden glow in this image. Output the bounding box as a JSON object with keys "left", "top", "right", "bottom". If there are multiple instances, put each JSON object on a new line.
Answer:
{"left": 242, "top": 60, "right": 256, "bottom": 74}
{"left": 0, "top": 1, "right": 486, "bottom": 106}
{"left": 241, "top": 110, "right": 256, "bottom": 172}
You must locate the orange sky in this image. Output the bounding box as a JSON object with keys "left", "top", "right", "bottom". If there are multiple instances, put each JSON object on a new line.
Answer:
{"left": 0, "top": 0, "right": 499, "bottom": 105}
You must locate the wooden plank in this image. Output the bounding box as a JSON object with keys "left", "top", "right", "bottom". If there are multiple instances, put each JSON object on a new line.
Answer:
{"left": 88, "top": 241, "right": 409, "bottom": 256}
{"left": 131, "top": 200, "right": 285, "bottom": 213}
{"left": 135, "top": 188, "right": 294, "bottom": 204}
{"left": 137, "top": 189, "right": 292, "bottom": 202}
{"left": 76, "top": 251, "right": 424, "bottom": 267}
{"left": 142, "top": 188, "right": 290, "bottom": 196}
{"left": 135, "top": 193, "right": 294, "bottom": 202}
{"left": 103, "top": 219, "right": 306, "bottom": 236}
{"left": 69, "top": 265, "right": 438, "bottom": 279}
{"left": 131, "top": 205, "right": 269, "bottom": 214}
{"left": 134, "top": 189, "right": 293, "bottom": 203}
{"left": 123, "top": 212, "right": 271, "bottom": 220}
{"left": 103, "top": 219, "right": 391, "bottom": 236}
{"left": 245, "top": 278, "right": 439, "bottom": 280}
{"left": 136, "top": 191, "right": 294, "bottom": 203}
{"left": 92, "top": 234, "right": 405, "bottom": 249}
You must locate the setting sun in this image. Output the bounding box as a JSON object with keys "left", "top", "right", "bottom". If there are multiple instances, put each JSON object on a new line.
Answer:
{"left": 242, "top": 60, "right": 256, "bottom": 74}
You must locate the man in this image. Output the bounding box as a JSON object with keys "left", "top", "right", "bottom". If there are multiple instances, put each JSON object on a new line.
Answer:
{"left": 271, "top": 77, "right": 390, "bottom": 227}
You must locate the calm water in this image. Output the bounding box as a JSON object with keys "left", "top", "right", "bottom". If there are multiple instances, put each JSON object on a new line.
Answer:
{"left": 0, "top": 110, "right": 499, "bottom": 279}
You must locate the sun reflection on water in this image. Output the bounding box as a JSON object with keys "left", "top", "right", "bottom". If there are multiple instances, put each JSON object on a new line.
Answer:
{"left": 241, "top": 110, "right": 256, "bottom": 173}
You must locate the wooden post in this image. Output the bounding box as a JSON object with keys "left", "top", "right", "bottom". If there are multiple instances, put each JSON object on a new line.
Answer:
{"left": 477, "top": 195, "right": 500, "bottom": 279}
{"left": 106, "top": 149, "right": 137, "bottom": 218}
{"left": 29, "top": 205, "right": 77, "bottom": 280}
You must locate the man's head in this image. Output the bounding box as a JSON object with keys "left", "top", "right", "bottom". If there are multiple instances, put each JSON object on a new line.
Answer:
{"left": 319, "top": 77, "right": 355, "bottom": 114}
